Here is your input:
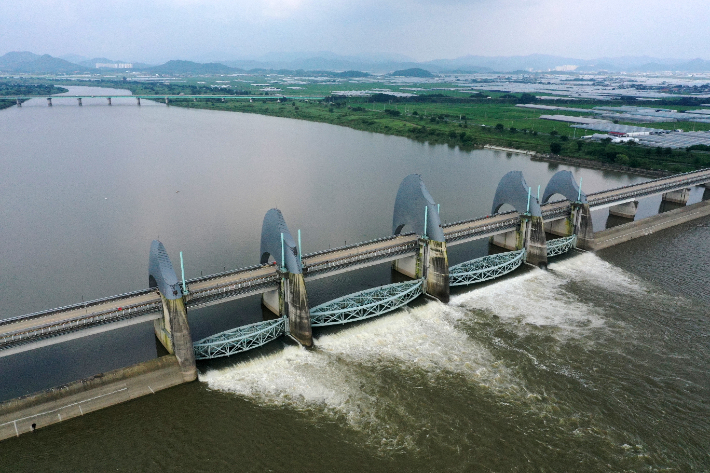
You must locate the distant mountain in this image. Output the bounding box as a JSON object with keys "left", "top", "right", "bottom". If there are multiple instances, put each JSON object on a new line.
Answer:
{"left": 5, "top": 51, "right": 710, "bottom": 75}
{"left": 332, "top": 70, "right": 371, "bottom": 78}
{"left": 0, "top": 52, "right": 89, "bottom": 73}
{"left": 222, "top": 53, "right": 425, "bottom": 74}
{"left": 390, "top": 68, "right": 434, "bottom": 78}
{"left": 146, "top": 60, "right": 237, "bottom": 74}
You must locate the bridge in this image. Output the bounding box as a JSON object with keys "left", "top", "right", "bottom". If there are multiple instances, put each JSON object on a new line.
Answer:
{"left": 2, "top": 95, "right": 324, "bottom": 107}
{"left": 2, "top": 168, "right": 709, "bottom": 380}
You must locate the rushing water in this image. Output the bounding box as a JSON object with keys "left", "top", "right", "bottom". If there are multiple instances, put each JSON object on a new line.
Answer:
{"left": 1, "top": 87, "right": 709, "bottom": 471}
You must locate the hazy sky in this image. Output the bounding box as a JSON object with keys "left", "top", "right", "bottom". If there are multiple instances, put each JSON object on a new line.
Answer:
{"left": 2, "top": 0, "right": 708, "bottom": 62}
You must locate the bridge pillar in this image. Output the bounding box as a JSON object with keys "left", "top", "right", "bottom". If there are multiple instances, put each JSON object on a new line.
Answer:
{"left": 165, "top": 97, "right": 169, "bottom": 105}
{"left": 490, "top": 215, "right": 547, "bottom": 266}
{"left": 77, "top": 98, "right": 82, "bottom": 106}
{"left": 609, "top": 200, "right": 638, "bottom": 219}
{"left": 47, "top": 98, "right": 52, "bottom": 107}
{"left": 149, "top": 241, "right": 196, "bottom": 382}
{"left": 542, "top": 203, "right": 592, "bottom": 249}
{"left": 391, "top": 174, "right": 449, "bottom": 303}
{"left": 702, "top": 182, "right": 710, "bottom": 189}
{"left": 262, "top": 271, "right": 312, "bottom": 347}
{"left": 662, "top": 188, "right": 690, "bottom": 204}
{"left": 107, "top": 97, "right": 112, "bottom": 106}
{"left": 16, "top": 99, "right": 21, "bottom": 107}
{"left": 571, "top": 203, "right": 594, "bottom": 249}
{"left": 260, "top": 209, "right": 312, "bottom": 347}
{"left": 136, "top": 97, "right": 141, "bottom": 106}
{"left": 392, "top": 238, "right": 449, "bottom": 302}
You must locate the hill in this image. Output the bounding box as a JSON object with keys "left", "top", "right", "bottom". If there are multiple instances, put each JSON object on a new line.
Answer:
{"left": 146, "top": 60, "right": 237, "bottom": 74}
{"left": 390, "top": 68, "right": 434, "bottom": 77}
{"left": 0, "top": 52, "right": 89, "bottom": 73}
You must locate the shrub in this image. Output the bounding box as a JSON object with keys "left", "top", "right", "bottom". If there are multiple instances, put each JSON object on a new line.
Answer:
{"left": 550, "top": 142, "right": 562, "bottom": 154}
{"left": 615, "top": 154, "right": 630, "bottom": 165}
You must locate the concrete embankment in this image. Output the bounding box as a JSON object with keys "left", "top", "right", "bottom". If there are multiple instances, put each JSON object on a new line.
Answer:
{"left": 0, "top": 355, "right": 185, "bottom": 441}
{"left": 592, "top": 199, "right": 710, "bottom": 250}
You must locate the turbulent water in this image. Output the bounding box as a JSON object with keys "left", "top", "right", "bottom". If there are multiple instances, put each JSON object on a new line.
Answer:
{"left": 1, "top": 88, "right": 709, "bottom": 471}
{"left": 188, "top": 249, "right": 709, "bottom": 471}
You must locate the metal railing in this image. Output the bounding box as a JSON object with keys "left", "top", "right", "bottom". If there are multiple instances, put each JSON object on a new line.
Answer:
{"left": 0, "top": 301, "right": 163, "bottom": 351}
{"left": 186, "top": 273, "right": 281, "bottom": 309}
{"left": 303, "top": 241, "right": 419, "bottom": 278}
{"left": 0, "top": 288, "right": 156, "bottom": 327}
{"left": 588, "top": 169, "right": 710, "bottom": 207}
{"left": 443, "top": 217, "right": 520, "bottom": 243}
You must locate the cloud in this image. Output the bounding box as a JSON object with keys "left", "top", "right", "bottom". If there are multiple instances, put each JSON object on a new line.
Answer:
{"left": 0, "top": 0, "right": 709, "bottom": 62}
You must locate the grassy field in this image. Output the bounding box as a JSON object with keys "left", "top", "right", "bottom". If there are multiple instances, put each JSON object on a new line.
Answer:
{"left": 158, "top": 95, "right": 710, "bottom": 173}
{"left": 4, "top": 77, "right": 709, "bottom": 172}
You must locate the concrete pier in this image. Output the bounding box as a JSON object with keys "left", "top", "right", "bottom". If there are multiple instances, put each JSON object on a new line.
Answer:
{"left": 609, "top": 200, "right": 638, "bottom": 219}
{"left": 47, "top": 98, "right": 52, "bottom": 107}
{"left": 0, "top": 356, "right": 185, "bottom": 442}
{"left": 261, "top": 272, "right": 312, "bottom": 347}
{"left": 136, "top": 97, "right": 141, "bottom": 106}
{"left": 492, "top": 215, "right": 547, "bottom": 267}
{"left": 662, "top": 188, "right": 690, "bottom": 204}
{"left": 424, "top": 240, "right": 450, "bottom": 303}
{"left": 154, "top": 296, "right": 197, "bottom": 382}
{"left": 77, "top": 97, "right": 82, "bottom": 106}
{"left": 107, "top": 97, "right": 112, "bottom": 106}
{"left": 286, "top": 273, "right": 312, "bottom": 346}
{"left": 544, "top": 204, "right": 593, "bottom": 249}
{"left": 393, "top": 238, "right": 449, "bottom": 303}
{"left": 15, "top": 99, "right": 21, "bottom": 107}
{"left": 165, "top": 97, "right": 169, "bottom": 105}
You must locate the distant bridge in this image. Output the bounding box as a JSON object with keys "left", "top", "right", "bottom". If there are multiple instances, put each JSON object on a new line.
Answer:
{"left": 2, "top": 168, "right": 709, "bottom": 378}
{"left": 2, "top": 95, "right": 325, "bottom": 107}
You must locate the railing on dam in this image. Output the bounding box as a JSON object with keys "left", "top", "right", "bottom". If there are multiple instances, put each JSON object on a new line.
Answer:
{"left": 0, "top": 301, "right": 163, "bottom": 352}
{"left": 587, "top": 169, "right": 710, "bottom": 207}
{"left": 5, "top": 168, "right": 708, "bottom": 357}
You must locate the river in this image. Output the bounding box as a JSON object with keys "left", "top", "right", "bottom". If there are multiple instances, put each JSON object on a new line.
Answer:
{"left": 1, "top": 87, "right": 708, "bottom": 471}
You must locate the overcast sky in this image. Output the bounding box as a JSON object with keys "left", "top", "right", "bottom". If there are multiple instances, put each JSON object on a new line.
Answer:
{"left": 1, "top": 0, "right": 708, "bottom": 63}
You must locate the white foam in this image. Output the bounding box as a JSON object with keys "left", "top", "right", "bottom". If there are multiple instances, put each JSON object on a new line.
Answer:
{"left": 201, "top": 301, "right": 524, "bottom": 451}
{"left": 548, "top": 252, "right": 646, "bottom": 295}
{"left": 451, "top": 266, "right": 606, "bottom": 336}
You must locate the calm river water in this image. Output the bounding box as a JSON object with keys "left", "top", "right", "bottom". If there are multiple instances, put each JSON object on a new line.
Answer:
{"left": 1, "top": 87, "right": 708, "bottom": 471}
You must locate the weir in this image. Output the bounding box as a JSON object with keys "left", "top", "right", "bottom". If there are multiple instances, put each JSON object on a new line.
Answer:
{"left": 3, "top": 168, "right": 710, "bottom": 363}
{"left": 3, "top": 168, "right": 710, "bottom": 439}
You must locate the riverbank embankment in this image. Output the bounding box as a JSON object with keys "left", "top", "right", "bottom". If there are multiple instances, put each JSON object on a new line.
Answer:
{"left": 0, "top": 355, "right": 185, "bottom": 441}
{"left": 592, "top": 199, "right": 710, "bottom": 250}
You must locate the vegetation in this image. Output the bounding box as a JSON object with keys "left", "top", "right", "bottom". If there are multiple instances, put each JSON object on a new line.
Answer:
{"left": 4, "top": 76, "right": 709, "bottom": 173}
{"left": 0, "top": 83, "right": 68, "bottom": 110}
